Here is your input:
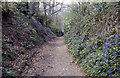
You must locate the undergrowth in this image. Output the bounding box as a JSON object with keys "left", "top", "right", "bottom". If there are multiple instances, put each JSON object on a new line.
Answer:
{"left": 63, "top": 2, "right": 120, "bottom": 77}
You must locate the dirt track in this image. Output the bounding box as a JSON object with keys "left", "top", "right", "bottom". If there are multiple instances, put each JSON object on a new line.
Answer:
{"left": 22, "top": 37, "right": 85, "bottom": 76}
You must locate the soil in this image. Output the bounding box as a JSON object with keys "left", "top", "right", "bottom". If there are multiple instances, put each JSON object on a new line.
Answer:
{"left": 22, "top": 37, "right": 85, "bottom": 76}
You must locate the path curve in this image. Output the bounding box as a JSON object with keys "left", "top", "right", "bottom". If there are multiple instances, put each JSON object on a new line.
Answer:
{"left": 22, "top": 37, "right": 85, "bottom": 76}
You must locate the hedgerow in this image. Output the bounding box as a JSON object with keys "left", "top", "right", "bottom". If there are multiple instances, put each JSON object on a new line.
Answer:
{"left": 63, "top": 2, "right": 120, "bottom": 77}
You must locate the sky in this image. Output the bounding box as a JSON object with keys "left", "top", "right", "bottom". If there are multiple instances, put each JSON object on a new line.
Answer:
{"left": 55, "top": 0, "right": 120, "bottom": 3}
{"left": 1, "top": 0, "right": 74, "bottom": 4}
{"left": 59, "top": 0, "right": 73, "bottom": 4}
{"left": 2, "top": 0, "right": 119, "bottom": 3}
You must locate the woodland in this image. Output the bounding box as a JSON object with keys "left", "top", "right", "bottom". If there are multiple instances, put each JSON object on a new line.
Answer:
{"left": 1, "top": 0, "right": 120, "bottom": 77}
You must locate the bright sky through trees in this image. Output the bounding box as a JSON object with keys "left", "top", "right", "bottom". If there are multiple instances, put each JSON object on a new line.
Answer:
{"left": 57, "top": 0, "right": 73, "bottom": 4}
{"left": 1, "top": 0, "right": 119, "bottom": 2}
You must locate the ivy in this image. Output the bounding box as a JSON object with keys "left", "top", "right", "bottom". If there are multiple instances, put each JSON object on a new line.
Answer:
{"left": 63, "top": 2, "right": 120, "bottom": 77}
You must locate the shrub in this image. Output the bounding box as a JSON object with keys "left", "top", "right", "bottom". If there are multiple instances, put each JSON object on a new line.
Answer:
{"left": 63, "top": 2, "right": 120, "bottom": 77}
{"left": 34, "top": 13, "right": 46, "bottom": 25}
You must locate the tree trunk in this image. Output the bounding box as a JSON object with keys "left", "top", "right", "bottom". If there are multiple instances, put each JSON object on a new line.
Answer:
{"left": 43, "top": 2, "right": 48, "bottom": 27}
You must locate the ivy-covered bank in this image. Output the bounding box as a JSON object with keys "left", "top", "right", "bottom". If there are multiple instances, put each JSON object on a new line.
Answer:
{"left": 2, "top": 2, "right": 63, "bottom": 76}
{"left": 63, "top": 2, "right": 120, "bottom": 76}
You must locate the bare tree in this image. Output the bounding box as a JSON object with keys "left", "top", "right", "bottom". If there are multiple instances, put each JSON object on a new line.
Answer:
{"left": 40, "top": 0, "right": 64, "bottom": 27}
{"left": 43, "top": 2, "right": 48, "bottom": 27}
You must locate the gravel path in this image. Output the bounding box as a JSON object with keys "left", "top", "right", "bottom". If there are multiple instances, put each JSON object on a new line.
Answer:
{"left": 22, "top": 37, "right": 85, "bottom": 76}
